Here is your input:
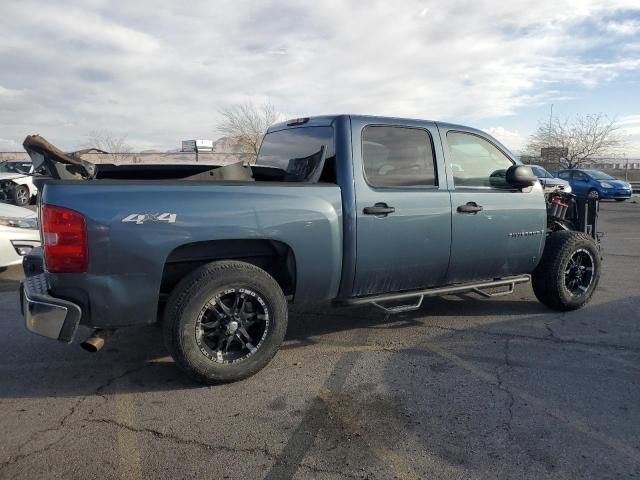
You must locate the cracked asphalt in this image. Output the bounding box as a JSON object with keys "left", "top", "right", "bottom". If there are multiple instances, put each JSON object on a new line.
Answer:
{"left": 1, "top": 200, "right": 639, "bottom": 479}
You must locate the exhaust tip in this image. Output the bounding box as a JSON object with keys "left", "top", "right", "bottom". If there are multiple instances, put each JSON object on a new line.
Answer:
{"left": 80, "top": 329, "right": 113, "bottom": 353}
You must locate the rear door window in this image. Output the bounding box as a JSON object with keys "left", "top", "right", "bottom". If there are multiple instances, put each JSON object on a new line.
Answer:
{"left": 361, "top": 126, "right": 437, "bottom": 188}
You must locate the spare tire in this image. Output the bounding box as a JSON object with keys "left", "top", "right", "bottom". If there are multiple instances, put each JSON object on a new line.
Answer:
{"left": 532, "top": 231, "right": 601, "bottom": 311}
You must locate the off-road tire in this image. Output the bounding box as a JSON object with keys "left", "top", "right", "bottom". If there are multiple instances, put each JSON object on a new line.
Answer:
{"left": 532, "top": 231, "right": 600, "bottom": 311}
{"left": 163, "top": 260, "right": 288, "bottom": 384}
{"left": 13, "top": 185, "right": 30, "bottom": 206}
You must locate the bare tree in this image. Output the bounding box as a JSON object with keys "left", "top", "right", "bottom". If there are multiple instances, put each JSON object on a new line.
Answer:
{"left": 525, "top": 113, "right": 627, "bottom": 169}
{"left": 216, "top": 102, "right": 282, "bottom": 161}
{"left": 83, "top": 130, "right": 132, "bottom": 163}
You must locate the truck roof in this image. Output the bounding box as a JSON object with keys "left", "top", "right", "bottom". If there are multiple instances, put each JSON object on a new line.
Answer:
{"left": 266, "top": 115, "right": 511, "bottom": 158}
{"left": 267, "top": 114, "right": 489, "bottom": 138}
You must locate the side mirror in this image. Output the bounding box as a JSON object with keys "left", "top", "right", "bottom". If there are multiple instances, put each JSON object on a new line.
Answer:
{"left": 506, "top": 165, "right": 537, "bottom": 188}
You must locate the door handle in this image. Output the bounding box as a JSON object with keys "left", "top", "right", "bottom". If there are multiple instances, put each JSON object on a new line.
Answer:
{"left": 363, "top": 203, "right": 396, "bottom": 216}
{"left": 457, "top": 202, "right": 483, "bottom": 214}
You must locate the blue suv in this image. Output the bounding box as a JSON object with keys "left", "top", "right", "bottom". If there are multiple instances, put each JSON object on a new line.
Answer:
{"left": 555, "top": 169, "right": 633, "bottom": 201}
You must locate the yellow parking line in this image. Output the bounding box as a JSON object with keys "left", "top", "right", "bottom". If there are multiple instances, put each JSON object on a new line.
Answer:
{"left": 113, "top": 378, "right": 143, "bottom": 480}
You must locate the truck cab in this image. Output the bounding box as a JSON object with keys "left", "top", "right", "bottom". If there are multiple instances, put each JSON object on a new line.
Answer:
{"left": 339, "top": 116, "right": 545, "bottom": 297}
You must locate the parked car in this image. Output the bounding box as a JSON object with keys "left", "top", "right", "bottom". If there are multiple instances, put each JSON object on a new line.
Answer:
{"left": 0, "top": 201, "right": 40, "bottom": 268}
{"left": 20, "top": 117, "right": 601, "bottom": 384}
{"left": 0, "top": 160, "right": 37, "bottom": 206}
{"left": 555, "top": 169, "right": 632, "bottom": 201}
{"left": 529, "top": 165, "right": 571, "bottom": 193}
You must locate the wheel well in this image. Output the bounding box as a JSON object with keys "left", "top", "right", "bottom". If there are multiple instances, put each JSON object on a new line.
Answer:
{"left": 160, "top": 239, "right": 296, "bottom": 300}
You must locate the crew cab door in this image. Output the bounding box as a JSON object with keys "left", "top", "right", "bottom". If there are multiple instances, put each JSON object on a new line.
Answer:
{"left": 351, "top": 118, "right": 451, "bottom": 296}
{"left": 439, "top": 127, "right": 545, "bottom": 284}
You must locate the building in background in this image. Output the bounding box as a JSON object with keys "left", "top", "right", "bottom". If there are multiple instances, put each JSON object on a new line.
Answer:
{"left": 181, "top": 139, "right": 214, "bottom": 153}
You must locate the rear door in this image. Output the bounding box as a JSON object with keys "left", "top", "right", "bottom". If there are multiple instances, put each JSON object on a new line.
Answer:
{"left": 351, "top": 117, "right": 451, "bottom": 296}
{"left": 440, "top": 127, "right": 545, "bottom": 284}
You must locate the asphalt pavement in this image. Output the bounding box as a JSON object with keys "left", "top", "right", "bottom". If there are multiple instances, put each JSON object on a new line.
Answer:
{"left": 0, "top": 201, "right": 639, "bottom": 479}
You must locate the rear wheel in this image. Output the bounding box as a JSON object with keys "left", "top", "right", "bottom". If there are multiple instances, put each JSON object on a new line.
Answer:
{"left": 163, "top": 260, "right": 288, "bottom": 384}
{"left": 13, "top": 185, "right": 30, "bottom": 206}
{"left": 587, "top": 189, "right": 600, "bottom": 200}
{"left": 532, "top": 231, "right": 600, "bottom": 311}
{"left": 615, "top": 198, "right": 626, "bottom": 202}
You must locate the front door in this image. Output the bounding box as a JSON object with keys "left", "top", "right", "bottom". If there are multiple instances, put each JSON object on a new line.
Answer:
{"left": 352, "top": 119, "right": 452, "bottom": 297}
{"left": 441, "top": 128, "right": 546, "bottom": 284}
{"left": 570, "top": 170, "right": 590, "bottom": 196}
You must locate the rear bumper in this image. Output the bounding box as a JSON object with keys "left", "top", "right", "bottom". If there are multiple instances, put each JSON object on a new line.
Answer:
{"left": 20, "top": 273, "right": 81, "bottom": 343}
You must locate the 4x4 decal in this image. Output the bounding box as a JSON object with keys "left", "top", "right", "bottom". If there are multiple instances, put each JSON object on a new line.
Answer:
{"left": 122, "top": 213, "right": 177, "bottom": 225}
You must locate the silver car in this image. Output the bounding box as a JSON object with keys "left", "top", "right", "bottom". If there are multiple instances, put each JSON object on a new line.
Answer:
{"left": 0, "top": 202, "right": 40, "bottom": 268}
{"left": 529, "top": 165, "right": 572, "bottom": 193}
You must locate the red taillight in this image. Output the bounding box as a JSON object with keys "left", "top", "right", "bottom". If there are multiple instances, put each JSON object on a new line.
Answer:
{"left": 42, "top": 205, "right": 88, "bottom": 273}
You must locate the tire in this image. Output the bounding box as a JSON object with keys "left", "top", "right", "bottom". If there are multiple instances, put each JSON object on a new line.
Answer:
{"left": 13, "top": 185, "right": 30, "bottom": 206}
{"left": 615, "top": 199, "right": 626, "bottom": 202}
{"left": 587, "top": 189, "right": 600, "bottom": 200}
{"left": 163, "top": 260, "right": 288, "bottom": 384}
{"left": 532, "top": 231, "right": 600, "bottom": 311}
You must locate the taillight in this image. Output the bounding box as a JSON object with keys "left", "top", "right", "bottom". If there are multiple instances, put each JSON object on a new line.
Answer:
{"left": 42, "top": 205, "right": 88, "bottom": 273}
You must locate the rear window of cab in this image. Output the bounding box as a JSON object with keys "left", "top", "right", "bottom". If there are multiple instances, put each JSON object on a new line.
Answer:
{"left": 257, "top": 127, "right": 335, "bottom": 182}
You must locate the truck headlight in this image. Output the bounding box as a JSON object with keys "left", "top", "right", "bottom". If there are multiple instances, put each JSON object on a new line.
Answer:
{"left": 599, "top": 181, "right": 613, "bottom": 189}
{"left": 0, "top": 217, "right": 38, "bottom": 229}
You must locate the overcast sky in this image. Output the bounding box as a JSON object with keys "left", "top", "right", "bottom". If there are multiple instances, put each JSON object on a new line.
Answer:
{"left": 1, "top": 0, "right": 639, "bottom": 155}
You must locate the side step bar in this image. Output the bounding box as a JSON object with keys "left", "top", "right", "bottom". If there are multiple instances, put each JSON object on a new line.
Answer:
{"left": 334, "top": 275, "right": 530, "bottom": 314}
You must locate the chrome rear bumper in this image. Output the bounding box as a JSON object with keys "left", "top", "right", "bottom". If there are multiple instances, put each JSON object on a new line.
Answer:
{"left": 20, "top": 274, "right": 81, "bottom": 343}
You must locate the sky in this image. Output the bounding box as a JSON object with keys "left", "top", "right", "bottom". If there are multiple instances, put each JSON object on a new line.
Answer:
{"left": 0, "top": 0, "right": 639, "bottom": 156}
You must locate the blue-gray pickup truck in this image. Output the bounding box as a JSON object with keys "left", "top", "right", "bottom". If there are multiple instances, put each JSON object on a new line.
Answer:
{"left": 20, "top": 115, "right": 601, "bottom": 383}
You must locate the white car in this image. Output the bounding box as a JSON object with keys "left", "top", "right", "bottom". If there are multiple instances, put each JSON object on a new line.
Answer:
{"left": 0, "top": 160, "right": 37, "bottom": 206}
{"left": 0, "top": 202, "right": 40, "bottom": 268}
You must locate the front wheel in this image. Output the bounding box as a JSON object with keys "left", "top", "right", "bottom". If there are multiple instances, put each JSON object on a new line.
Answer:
{"left": 163, "top": 260, "right": 288, "bottom": 384}
{"left": 532, "top": 231, "right": 601, "bottom": 311}
{"left": 587, "top": 189, "right": 600, "bottom": 200}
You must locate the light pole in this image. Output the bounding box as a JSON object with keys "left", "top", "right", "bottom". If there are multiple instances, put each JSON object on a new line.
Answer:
{"left": 548, "top": 104, "right": 554, "bottom": 147}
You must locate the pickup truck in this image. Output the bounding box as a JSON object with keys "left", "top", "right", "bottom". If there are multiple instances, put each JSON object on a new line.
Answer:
{"left": 20, "top": 115, "right": 601, "bottom": 383}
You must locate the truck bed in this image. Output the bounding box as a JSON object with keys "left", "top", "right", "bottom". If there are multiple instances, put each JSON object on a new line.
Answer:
{"left": 40, "top": 180, "right": 343, "bottom": 328}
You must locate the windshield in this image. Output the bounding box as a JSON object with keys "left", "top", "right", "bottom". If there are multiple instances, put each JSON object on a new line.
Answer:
{"left": 585, "top": 170, "right": 615, "bottom": 180}
{"left": 257, "top": 126, "right": 335, "bottom": 181}
{"left": 0, "top": 161, "right": 31, "bottom": 174}
{"left": 531, "top": 166, "right": 552, "bottom": 178}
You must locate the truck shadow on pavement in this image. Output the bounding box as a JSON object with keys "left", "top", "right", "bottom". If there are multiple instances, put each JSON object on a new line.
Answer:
{"left": 1, "top": 289, "right": 637, "bottom": 401}
{"left": 0, "top": 289, "right": 546, "bottom": 401}
{"left": 265, "top": 294, "right": 640, "bottom": 479}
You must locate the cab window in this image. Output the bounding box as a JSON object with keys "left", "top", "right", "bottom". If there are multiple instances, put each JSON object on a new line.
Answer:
{"left": 257, "top": 126, "right": 335, "bottom": 182}
{"left": 362, "top": 126, "right": 437, "bottom": 188}
{"left": 446, "top": 132, "right": 513, "bottom": 188}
